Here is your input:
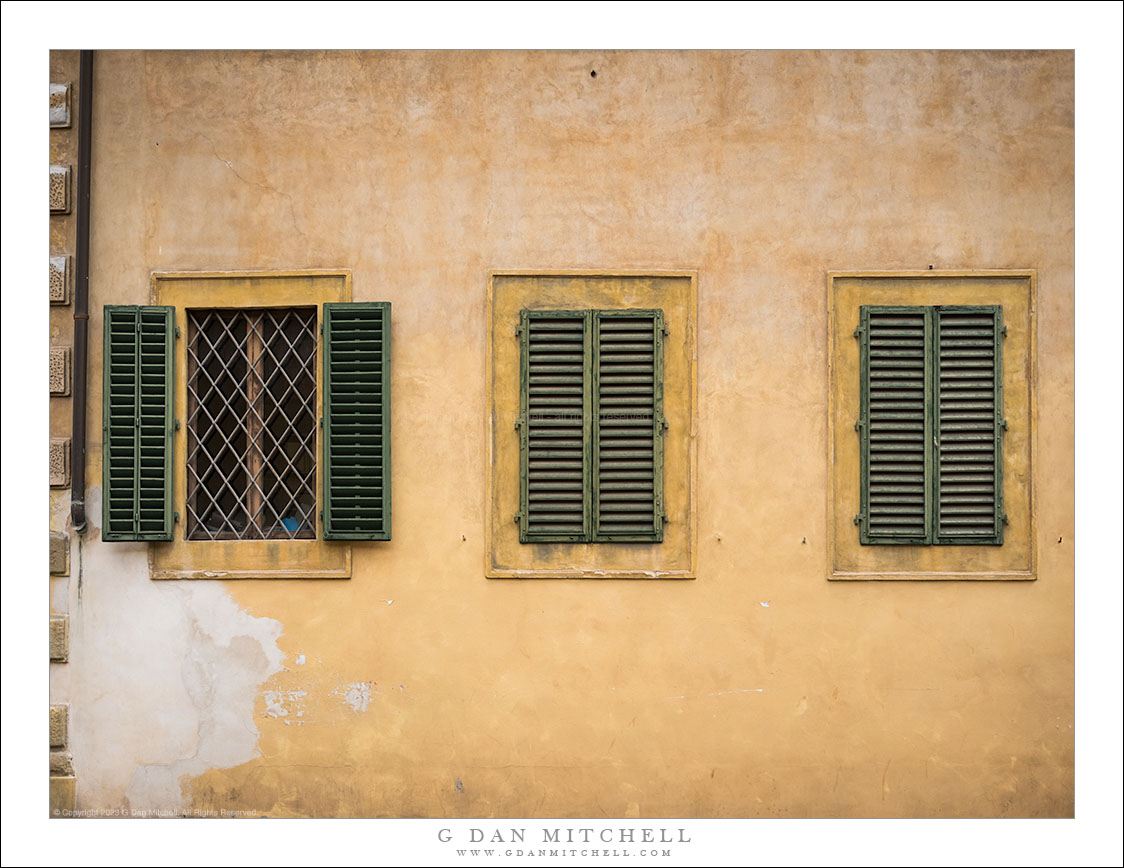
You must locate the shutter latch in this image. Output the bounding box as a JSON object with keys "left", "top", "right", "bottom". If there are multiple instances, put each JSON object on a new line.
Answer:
{"left": 1001, "top": 419, "right": 1008, "bottom": 431}
{"left": 853, "top": 325, "right": 864, "bottom": 339}
{"left": 513, "top": 511, "right": 523, "bottom": 524}
{"left": 853, "top": 513, "right": 864, "bottom": 525}
{"left": 1002, "top": 513, "right": 1009, "bottom": 525}
{"left": 514, "top": 417, "right": 524, "bottom": 430}
{"left": 854, "top": 418, "right": 865, "bottom": 431}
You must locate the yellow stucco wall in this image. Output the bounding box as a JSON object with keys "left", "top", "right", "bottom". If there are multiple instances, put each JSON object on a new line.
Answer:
{"left": 64, "top": 49, "right": 1073, "bottom": 818}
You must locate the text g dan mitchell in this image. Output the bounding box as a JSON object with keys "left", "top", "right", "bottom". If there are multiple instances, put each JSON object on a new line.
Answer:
{"left": 438, "top": 828, "right": 691, "bottom": 844}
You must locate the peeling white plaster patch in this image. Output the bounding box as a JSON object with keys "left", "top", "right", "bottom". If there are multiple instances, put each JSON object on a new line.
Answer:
{"left": 334, "top": 681, "right": 377, "bottom": 712}
{"left": 262, "top": 690, "right": 307, "bottom": 719}
{"left": 69, "top": 487, "right": 286, "bottom": 815}
{"left": 759, "top": 601, "right": 770, "bottom": 607}
{"left": 295, "top": 654, "right": 306, "bottom": 665}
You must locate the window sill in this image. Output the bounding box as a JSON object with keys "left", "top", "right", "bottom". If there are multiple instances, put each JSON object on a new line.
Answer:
{"left": 149, "top": 538, "right": 352, "bottom": 580}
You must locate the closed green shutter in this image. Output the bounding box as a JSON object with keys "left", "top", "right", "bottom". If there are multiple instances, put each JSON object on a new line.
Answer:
{"left": 519, "top": 310, "right": 591, "bottom": 542}
{"left": 322, "top": 302, "right": 391, "bottom": 540}
{"left": 934, "top": 306, "right": 1004, "bottom": 544}
{"left": 858, "top": 304, "right": 1003, "bottom": 545}
{"left": 518, "top": 308, "right": 664, "bottom": 544}
{"left": 592, "top": 310, "right": 664, "bottom": 542}
{"left": 102, "top": 305, "right": 175, "bottom": 541}
{"left": 858, "top": 306, "right": 931, "bottom": 544}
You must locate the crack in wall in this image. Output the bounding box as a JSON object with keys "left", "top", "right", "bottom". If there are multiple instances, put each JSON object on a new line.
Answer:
{"left": 197, "top": 133, "right": 304, "bottom": 237}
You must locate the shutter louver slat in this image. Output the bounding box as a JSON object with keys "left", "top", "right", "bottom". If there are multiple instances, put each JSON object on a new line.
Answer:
{"left": 102, "top": 305, "right": 174, "bottom": 541}
{"left": 522, "top": 312, "right": 589, "bottom": 539}
{"left": 593, "top": 311, "right": 663, "bottom": 541}
{"left": 935, "top": 307, "right": 1002, "bottom": 543}
{"left": 861, "top": 307, "right": 930, "bottom": 543}
{"left": 323, "top": 303, "right": 391, "bottom": 540}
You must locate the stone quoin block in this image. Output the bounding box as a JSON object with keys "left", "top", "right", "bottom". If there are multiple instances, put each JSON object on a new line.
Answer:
{"left": 50, "top": 347, "right": 71, "bottom": 396}
{"left": 49, "top": 750, "right": 74, "bottom": 777}
{"left": 50, "top": 705, "right": 69, "bottom": 748}
{"left": 50, "top": 256, "right": 71, "bottom": 305}
{"left": 50, "top": 439, "right": 71, "bottom": 488}
{"left": 50, "top": 82, "right": 71, "bottom": 128}
{"left": 50, "top": 165, "right": 71, "bottom": 214}
{"left": 49, "top": 777, "right": 76, "bottom": 817}
{"left": 50, "top": 615, "right": 68, "bottom": 663}
{"left": 50, "top": 531, "right": 70, "bottom": 576}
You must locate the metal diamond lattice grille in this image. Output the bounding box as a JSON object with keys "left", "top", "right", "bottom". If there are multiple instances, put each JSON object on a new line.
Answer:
{"left": 187, "top": 308, "right": 317, "bottom": 540}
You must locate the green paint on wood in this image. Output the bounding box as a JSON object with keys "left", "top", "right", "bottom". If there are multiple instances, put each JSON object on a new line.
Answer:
{"left": 322, "top": 302, "right": 391, "bottom": 540}
{"left": 102, "top": 306, "right": 175, "bottom": 541}
{"left": 858, "top": 304, "right": 1003, "bottom": 546}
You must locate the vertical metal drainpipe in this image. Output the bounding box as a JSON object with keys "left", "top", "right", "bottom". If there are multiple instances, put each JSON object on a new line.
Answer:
{"left": 70, "top": 50, "right": 93, "bottom": 534}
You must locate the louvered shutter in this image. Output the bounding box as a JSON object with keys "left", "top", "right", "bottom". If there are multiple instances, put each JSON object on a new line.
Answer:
{"left": 519, "top": 310, "right": 591, "bottom": 542}
{"left": 934, "top": 306, "right": 1003, "bottom": 544}
{"left": 322, "top": 302, "right": 391, "bottom": 540}
{"left": 592, "top": 310, "right": 664, "bottom": 542}
{"left": 858, "top": 306, "right": 932, "bottom": 544}
{"left": 102, "top": 305, "right": 175, "bottom": 541}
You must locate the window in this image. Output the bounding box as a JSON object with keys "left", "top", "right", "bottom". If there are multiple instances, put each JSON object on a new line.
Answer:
{"left": 857, "top": 305, "right": 1004, "bottom": 545}
{"left": 828, "top": 271, "right": 1035, "bottom": 581}
{"left": 186, "top": 307, "right": 318, "bottom": 540}
{"left": 487, "top": 272, "right": 696, "bottom": 580}
{"left": 518, "top": 309, "right": 665, "bottom": 543}
{"left": 102, "top": 294, "right": 391, "bottom": 551}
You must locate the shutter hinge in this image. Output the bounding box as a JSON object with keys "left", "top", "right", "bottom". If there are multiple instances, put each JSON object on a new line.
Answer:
{"left": 854, "top": 418, "right": 865, "bottom": 431}
{"left": 1001, "top": 419, "right": 1008, "bottom": 431}
{"left": 853, "top": 513, "right": 864, "bottom": 525}
{"left": 661, "top": 417, "right": 669, "bottom": 431}
{"left": 514, "top": 325, "right": 523, "bottom": 338}
{"left": 513, "top": 511, "right": 523, "bottom": 524}
{"left": 1002, "top": 513, "right": 1009, "bottom": 525}
{"left": 853, "top": 325, "right": 864, "bottom": 339}
{"left": 514, "top": 417, "right": 524, "bottom": 430}
{"left": 661, "top": 511, "right": 668, "bottom": 523}
{"left": 662, "top": 326, "right": 670, "bottom": 337}
{"left": 1001, "top": 325, "right": 1008, "bottom": 337}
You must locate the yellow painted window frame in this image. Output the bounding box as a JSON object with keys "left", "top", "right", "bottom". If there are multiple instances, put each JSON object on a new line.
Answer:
{"left": 147, "top": 270, "right": 353, "bottom": 580}
{"left": 827, "top": 270, "right": 1038, "bottom": 581}
{"left": 486, "top": 271, "right": 698, "bottom": 579}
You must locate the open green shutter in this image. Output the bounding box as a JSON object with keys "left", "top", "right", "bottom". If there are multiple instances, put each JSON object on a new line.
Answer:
{"left": 519, "top": 310, "right": 591, "bottom": 542}
{"left": 934, "top": 306, "right": 1003, "bottom": 544}
{"left": 102, "top": 305, "right": 174, "bottom": 541}
{"left": 322, "top": 302, "right": 391, "bottom": 540}
{"left": 858, "top": 306, "right": 931, "bottom": 544}
{"left": 592, "top": 310, "right": 664, "bottom": 542}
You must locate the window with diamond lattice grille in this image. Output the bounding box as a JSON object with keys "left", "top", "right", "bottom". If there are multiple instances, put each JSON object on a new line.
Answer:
{"left": 186, "top": 308, "right": 317, "bottom": 540}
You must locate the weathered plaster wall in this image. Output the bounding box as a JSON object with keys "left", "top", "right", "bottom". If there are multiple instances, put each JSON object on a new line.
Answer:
{"left": 70, "top": 50, "right": 1073, "bottom": 817}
